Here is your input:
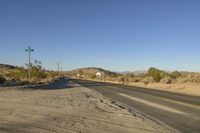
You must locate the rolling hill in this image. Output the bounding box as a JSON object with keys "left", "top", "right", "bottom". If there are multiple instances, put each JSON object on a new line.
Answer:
{"left": 0, "top": 64, "right": 15, "bottom": 75}
{"left": 65, "top": 67, "right": 118, "bottom": 78}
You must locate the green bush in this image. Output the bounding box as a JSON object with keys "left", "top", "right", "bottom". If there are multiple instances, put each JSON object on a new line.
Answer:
{"left": 14, "top": 66, "right": 28, "bottom": 80}
{"left": 148, "top": 67, "right": 166, "bottom": 82}
{"left": 170, "top": 71, "right": 182, "bottom": 79}
{"left": 31, "top": 66, "right": 47, "bottom": 79}
{"left": 0, "top": 75, "right": 6, "bottom": 84}
{"left": 91, "top": 75, "right": 96, "bottom": 79}
{"left": 5, "top": 66, "right": 54, "bottom": 83}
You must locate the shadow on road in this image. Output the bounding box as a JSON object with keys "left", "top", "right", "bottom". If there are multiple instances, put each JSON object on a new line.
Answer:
{"left": 24, "top": 79, "right": 73, "bottom": 90}
{"left": 70, "top": 79, "right": 107, "bottom": 88}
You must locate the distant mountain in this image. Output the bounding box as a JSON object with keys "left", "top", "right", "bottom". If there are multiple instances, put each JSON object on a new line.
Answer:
{"left": 116, "top": 71, "right": 132, "bottom": 74}
{"left": 0, "top": 64, "right": 15, "bottom": 70}
{"left": 117, "top": 70, "right": 148, "bottom": 75}
{"left": 0, "top": 64, "right": 15, "bottom": 75}
{"left": 65, "top": 67, "right": 118, "bottom": 77}
{"left": 132, "top": 70, "right": 148, "bottom": 75}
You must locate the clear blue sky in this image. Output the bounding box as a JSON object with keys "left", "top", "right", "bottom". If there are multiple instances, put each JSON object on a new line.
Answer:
{"left": 0, "top": 0, "right": 200, "bottom": 71}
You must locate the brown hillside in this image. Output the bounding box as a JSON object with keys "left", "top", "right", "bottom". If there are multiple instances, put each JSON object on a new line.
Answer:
{"left": 65, "top": 67, "right": 118, "bottom": 78}
{"left": 0, "top": 64, "right": 15, "bottom": 75}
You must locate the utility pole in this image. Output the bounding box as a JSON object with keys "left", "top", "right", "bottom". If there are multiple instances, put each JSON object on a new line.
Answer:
{"left": 25, "top": 46, "right": 34, "bottom": 81}
{"left": 57, "top": 62, "right": 60, "bottom": 75}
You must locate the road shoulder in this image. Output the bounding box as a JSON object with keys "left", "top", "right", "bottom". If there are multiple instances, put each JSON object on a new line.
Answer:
{"left": 0, "top": 80, "right": 174, "bottom": 133}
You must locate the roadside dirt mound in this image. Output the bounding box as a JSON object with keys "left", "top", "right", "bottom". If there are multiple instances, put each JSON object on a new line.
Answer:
{"left": 0, "top": 82, "right": 171, "bottom": 133}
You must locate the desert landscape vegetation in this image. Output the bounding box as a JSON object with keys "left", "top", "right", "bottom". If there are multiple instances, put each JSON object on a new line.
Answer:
{"left": 1, "top": 63, "right": 200, "bottom": 132}
{"left": 0, "top": 64, "right": 176, "bottom": 133}
{"left": 1, "top": 63, "right": 200, "bottom": 96}
{"left": 0, "top": 63, "right": 64, "bottom": 86}
{"left": 1, "top": 0, "right": 200, "bottom": 133}
{"left": 0, "top": 64, "right": 200, "bottom": 96}
{"left": 0, "top": 79, "right": 173, "bottom": 133}
{"left": 65, "top": 67, "right": 200, "bottom": 96}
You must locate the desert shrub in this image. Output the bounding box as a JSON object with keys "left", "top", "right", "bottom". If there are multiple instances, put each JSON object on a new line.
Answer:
{"left": 142, "top": 77, "right": 154, "bottom": 85}
{"left": 91, "top": 75, "right": 96, "bottom": 79}
{"left": 148, "top": 67, "right": 166, "bottom": 82}
{"left": 176, "top": 77, "right": 188, "bottom": 84}
{"left": 110, "top": 73, "right": 120, "bottom": 78}
{"left": 170, "top": 71, "right": 182, "bottom": 79}
{"left": 0, "top": 75, "right": 6, "bottom": 84}
{"left": 5, "top": 72, "right": 13, "bottom": 80}
{"left": 5, "top": 66, "right": 58, "bottom": 85}
{"left": 187, "top": 73, "right": 200, "bottom": 84}
{"left": 194, "top": 75, "right": 200, "bottom": 84}
{"left": 47, "top": 71, "right": 59, "bottom": 78}
{"left": 125, "top": 77, "right": 133, "bottom": 83}
{"left": 15, "top": 67, "right": 27, "bottom": 79}
{"left": 78, "top": 70, "right": 84, "bottom": 76}
{"left": 132, "top": 78, "right": 140, "bottom": 82}
{"left": 160, "top": 77, "right": 172, "bottom": 84}
{"left": 6, "top": 66, "right": 48, "bottom": 80}
{"left": 6, "top": 66, "right": 28, "bottom": 80}
{"left": 31, "top": 66, "right": 47, "bottom": 79}
{"left": 119, "top": 77, "right": 126, "bottom": 83}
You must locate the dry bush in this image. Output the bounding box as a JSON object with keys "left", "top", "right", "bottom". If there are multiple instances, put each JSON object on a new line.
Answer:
{"left": 142, "top": 77, "right": 154, "bottom": 85}
{"left": 0, "top": 75, "right": 6, "bottom": 84}
{"left": 160, "top": 77, "right": 172, "bottom": 84}
{"left": 186, "top": 73, "right": 200, "bottom": 84}
{"left": 176, "top": 77, "right": 188, "bottom": 84}
{"left": 170, "top": 71, "right": 182, "bottom": 79}
{"left": 148, "top": 67, "right": 166, "bottom": 82}
{"left": 132, "top": 78, "right": 141, "bottom": 82}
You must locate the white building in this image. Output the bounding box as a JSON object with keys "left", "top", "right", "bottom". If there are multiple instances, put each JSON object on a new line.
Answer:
{"left": 96, "top": 72, "right": 102, "bottom": 77}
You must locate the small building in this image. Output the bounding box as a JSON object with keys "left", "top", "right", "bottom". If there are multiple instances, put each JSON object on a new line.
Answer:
{"left": 96, "top": 72, "right": 102, "bottom": 77}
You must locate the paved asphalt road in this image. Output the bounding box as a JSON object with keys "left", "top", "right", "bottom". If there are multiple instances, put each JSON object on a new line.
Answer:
{"left": 73, "top": 79, "right": 200, "bottom": 133}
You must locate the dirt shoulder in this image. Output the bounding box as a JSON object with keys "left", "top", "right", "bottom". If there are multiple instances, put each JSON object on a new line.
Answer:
{"left": 127, "top": 82, "right": 200, "bottom": 97}
{"left": 85, "top": 78, "right": 200, "bottom": 97}
{"left": 0, "top": 81, "right": 172, "bottom": 133}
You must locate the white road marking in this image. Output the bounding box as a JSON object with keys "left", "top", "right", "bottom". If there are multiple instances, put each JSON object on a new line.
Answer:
{"left": 156, "top": 96, "right": 200, "bottom": 110}
{"left": 119, "top": 93, "right": 187, "bottom": 114}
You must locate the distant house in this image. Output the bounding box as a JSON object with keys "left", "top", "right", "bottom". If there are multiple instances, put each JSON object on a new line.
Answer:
{"left": 96, "top": 72, "right": 102, "bottom": 77}
{"left": 77, "top": 73, "right": 84, "bottom": 78}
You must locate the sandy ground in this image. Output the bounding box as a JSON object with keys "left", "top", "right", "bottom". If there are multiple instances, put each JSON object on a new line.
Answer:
{"left": 0, "top": 81, "right": 172, "bottom": 133}
{"left": 87, "top": 78, "right": 200, "bottom": 97}
{"left": 127, "top": 82, "right": 200, "bottom": 97}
